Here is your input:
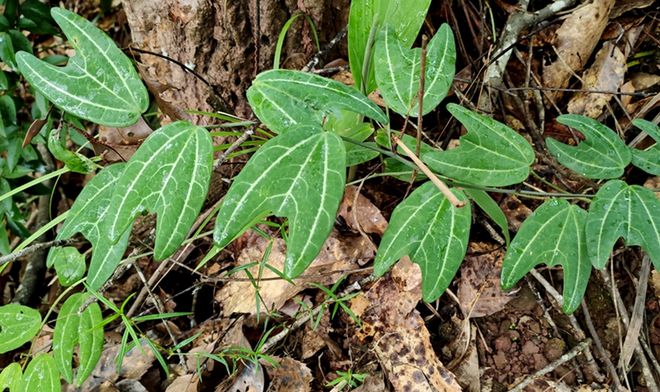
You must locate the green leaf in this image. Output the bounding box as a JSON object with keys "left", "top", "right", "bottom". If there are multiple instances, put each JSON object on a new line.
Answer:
{"left": 0, "top": 31, "right": 16, "bottom": 69}
{"left": 585, "top": 180, "right": 660, "bottom": 269}
{"left": 53, "top": 293, "right": 84, "bottom": 383}
{"left": 465, "top": 188, "right": 510, "bottom": 245}
{"left": 107, "top": 121, "right": 213, "bottom": 260}
{"left": 247, "top": 70, "right": 387, "bottom": 133}
{"left": 546, "top": 114, "right": 631, "bottom": 179}
{"left": 501, "top": 199, "right": 590, "bottom": 313}
{"left": 630, "top": 119, "right": 660, "bottom": 175}
{"left": 374, "top": 24, "right": 455, "bottom": 116}
{"left": 47, "top": 127, "right": 95, "bottom": 174}
{"left": 348, "top": 0, "right": 431, "bottom": 93}
{"left": 77, "top": 298, "right": 103, "bottom": 386}
{"left": 374, "top": 182, "right": 471, "bottom": 302}
{"left": 56, "top": 163, "right": 131, "bottom": 290}
{"left": 47, "top": 246, "right": 86, "bottom": 287}
{"left": 16, "top": 8, "right": 148, "bottom": 126}
{"left": 23, "top": 353, "right": 60, "bottom": 392}
{"left": 423, "top": 104, "right": 535, "bottom": 186}
{"left": 53, "top": 292, "right": 103, "bottom": 386}
{"left": 0, "top": 363, "right": 23, "bottom": 391}
{"left": 0, "top": 304, "right": 42, "bottom": 353}
{"left": 213, "top": 126, "right": 346, "bottom": 277}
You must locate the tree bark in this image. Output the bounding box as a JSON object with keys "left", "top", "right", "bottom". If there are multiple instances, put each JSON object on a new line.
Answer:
{"left": 121, "top": 0, "right": 349, "bottom": 122}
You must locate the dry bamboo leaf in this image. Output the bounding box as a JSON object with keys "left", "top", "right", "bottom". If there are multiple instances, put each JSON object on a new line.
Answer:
{"left": 567, "top": 42, "right": 626, "bottom": 118}
{"left": 542, "top": 0, "right": 615, "bottom": 103}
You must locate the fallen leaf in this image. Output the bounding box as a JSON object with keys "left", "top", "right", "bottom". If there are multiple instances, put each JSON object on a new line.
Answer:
{"left": 542, "top": 0, "right": 615, "bottom": 104}
{"left": 96, "top": 117, "right": 154, "bottom": 162}
{"left": 353, "top": 258, "right": 462, "bottom": 391}
{"left": 166, "top": 374, "right": 199, "bottom": 392}
{"left": 451, "top": 324, "right": 480, "bottom": 392}
{"left": 567, "top": 41, "right": 626, "bottom": 118}
{"left": 215, "top": 229, "right": 373, "bottom": 315}
{"left": 499, "top": 195, "right": 533, "bottom": 232}
{"left": 458, "top": 242, "right": 515, "bottom": 318}
{"left": 262, "top": 357, "right": 313, "bottom": 392}
{"left": 351, "top": 371, "right": 386, "bottom": 392}
{"left": 115, "top": 379, "right": 149, "bottom": 391}
{"left": 216, "top": 362, "right": 264, "bottom": 392}
{"left": 337, "top": 186, "right": 388, "bottom": 236}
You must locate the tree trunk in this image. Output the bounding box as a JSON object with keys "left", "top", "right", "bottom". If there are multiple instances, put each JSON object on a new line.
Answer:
{"left": 121, "top": 0, "right": 349, "bottom": 122}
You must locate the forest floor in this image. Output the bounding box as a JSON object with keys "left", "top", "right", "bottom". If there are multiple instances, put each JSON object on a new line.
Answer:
{"left": 3, "top": 0, "right": 660, "bottom": 391}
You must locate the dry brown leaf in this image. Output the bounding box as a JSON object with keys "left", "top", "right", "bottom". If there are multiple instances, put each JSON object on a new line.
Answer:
{"left": 351, "top": 372, "right": 386, "bottom": 392}
{"left": 216, "top": 363, "right": 265, "bottom": 392}
{"left": 262, "top": 357, "right": 313, "bottom": 392}
{"left": 215, "top": 229, "right": 373, "bottom": 315}
{"left": 337, "top": 186, "right": 388, "bottom": 236}
{"left": 542, "top": 0, "right": 615, "bottom": 103}
{"left": 567, "top": 41, "right": 626, "bottom": 118}
{"left": 451, "top": 324, "right": 480, "bottom": 392}
{"left": 610, "top": 0, "right": 655, "bottom": 18}
{"left": 115, "top": 379, "right": 149, "bottom": 391}
{"left": 458, "top": 242, "right": 515, "bottom": 318}
{"left": 166, "top": 374, "right": 200, "bottom": 392}
{"left": 499, "top": 195, "right": 533, "bottom": 232}
{"left": 96, "top": 117, "right": 154, "bottom": 162}
{"left": 353, "top": 258, "right": 462, "bottom": 391}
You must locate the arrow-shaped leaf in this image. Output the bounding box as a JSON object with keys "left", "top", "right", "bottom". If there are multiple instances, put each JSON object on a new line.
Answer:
{"left": 423, "top": 104, "right": 535, "bottom": 186}
{"left": 585, "top": 180, "right": 660, "bottom": 269}
{"left": 348, "top": 0, "right": 431, "bottom": 93}
{"left": 107, "top": 121, "right": 213, "bottom": 260}
{"left": 213, "top": 126, "right": 346, "bottom": 278}
{"left": 247, "top": 69, "right": 387, "bottom": 134}
{"left": 0, "top": 363, "right": 23, "bottom": 391}
{"left": 374, "top": 182, "right": 471, "bottom": 302}
{"left": 23, "top": 354, "right": 60, "bottom": 392}
{"left": 54, "top": 163, "right": 131, "bottom": 290}
{"left": 53, "top": 293, "right": 104, "bottom": 385}
{"left": 547, "top": 114, "right": 631, "bottom": 179}
{"left": 0, "top": 304, "right": 42, "bottom": 354}
{"left": 374, "top": 24, "right": 455, "bottom": 116}
{"left": 16, "top": 8, "right": 148, "bottom": 127}
{"left": 501, "top": 199, "right": 590, "bottom": 313}
{"left": 630, "top": 119, "right": 660, "bottom": 175}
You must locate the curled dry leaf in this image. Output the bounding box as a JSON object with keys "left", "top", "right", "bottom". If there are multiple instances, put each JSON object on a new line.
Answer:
{"left": 337, "top": 186, "right": 388, "bottom": 236}
{"left": 215, "top": 229, "right": 373, "bottom": 315}
{"left": 352, "top": 258, "right": 462, "bottom": 392}
{"left": 165, "top": 374, "right": 199, "bottom": 392}
{"left": 458, "top": 242, "right": 515, "bottom": 318}
{"left": 567, "top": 41, "right": 626, "bottom": 118}
{"left": 216, "top": 362, "right": 264, "bottom": 392}
{"left": 542, "top": 0, "right": 615, "bottom": 103}
{"left": 96, "top": 117, "right": 154, "bottom": 162}
{"left": 262, "top": 357, "right": 312, "bottom": 392}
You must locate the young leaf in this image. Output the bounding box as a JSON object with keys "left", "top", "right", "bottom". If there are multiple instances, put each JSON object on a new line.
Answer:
{"left": 47, "top": 246, "right": 86, "bottom": 286}
{"left": 546, "top": 114, "right": 631, "bottom": 179}
{"left": 53, "top": 293, "right": 84, "bottom": 383}
{"left": 247, "top": 70, "right": 387, "bottom": 133}
{"left": 107, "top": 121, "right": 213, "bottom": 260}
{"left": 0, "top": 363, "right": 23, "bottom": 391}
{"left": 348, "top": 0, "right": 432, "bottom": 93}
{"left": 464, "top": 188, "right": 510, "bottom": 245}
{"left": 47, "top": 127, "right": 95, "bottom": 174}
{"left": 0, "top": 304, "right": 42, "bottom": 353}
{"left": 423, "top": 104, "right": 535, "bottom": 186}
{"left": 213, "top": 126, "right": 346, "bottom": 278}
{"left": 22, "top": 353, "right": 60, "bottom": 392}
{"left": 16, "top": 8, "right": 148, "bottom": 126}
{"left": 374, "top": 24, "right": 455, "bottom": 116}
{"left": 55, "top": 163, "right": 131, "bottom": 290}
{"left": 630, "top": 119, "right": 660, "bottom": 175}
{"left": 585, "top": 180, "right": 660, "bottom": 269}
{"left": 53, "top": 292, "right": 104, "bottom": 385}
{"left": 374, "top": 182, "right": 471, "bottom": 302}
{"left": 501, "top": 199, "right": 590, "bottom": 313}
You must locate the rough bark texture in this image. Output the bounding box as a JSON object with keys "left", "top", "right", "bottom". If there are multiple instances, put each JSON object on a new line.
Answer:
{"left": 121, "top": 0, "right": 349, "bottom": 122}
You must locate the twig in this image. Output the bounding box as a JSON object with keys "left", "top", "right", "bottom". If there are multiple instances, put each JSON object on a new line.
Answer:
{"left": 507, "top": 339, "right": 592, "bottom": 392}
{"left": 393, "top": 136, "right": 466, "bottom": 208}
{"left": 581, "top": 300, "right": 623, "bottom": 390}
{"left": 213, "top": 126, "right": 256, "bottom": 171}
{"left": 302, "top": 27, "right": 347, "bottom": 72}
{"left": 0, "top": 238, "right": 79, "bottom": 267}
{"left": 619, "top": 254, "right": 651, "bottom": 369}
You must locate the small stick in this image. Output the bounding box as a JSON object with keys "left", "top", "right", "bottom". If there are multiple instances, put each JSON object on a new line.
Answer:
{"left": 393, "top": 136, "right": 466, "bottom": 208}
{"left": 0, "top": 238, "right": 79, "bottom": 267}
{"left": 213, "top": 126, "right": 256, "bottom": 171}
{"left": 581, "top": 300, "right": 623, "bottom": 390}
{"left": 508, "top": 339, "right": 592, "bottom": 392}
{"left": 619, "top": 254, "right": 651, "bottom": 369}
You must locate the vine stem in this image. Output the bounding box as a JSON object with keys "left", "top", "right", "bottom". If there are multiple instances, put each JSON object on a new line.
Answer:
{"left": 393, "top": 136, "right": 465, "bottom": 208}
{"left": 0, "top": 238, "right": 79, "bottom": 267}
